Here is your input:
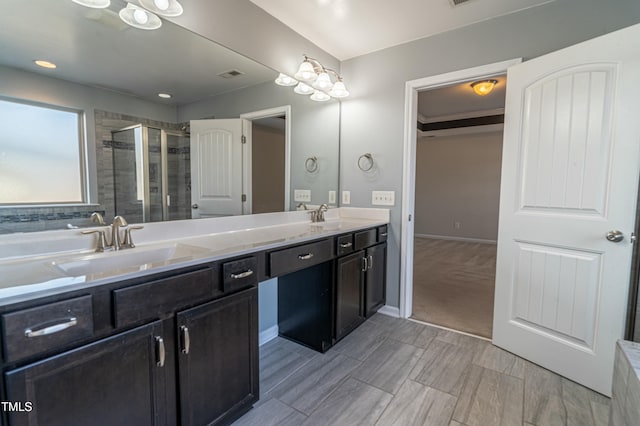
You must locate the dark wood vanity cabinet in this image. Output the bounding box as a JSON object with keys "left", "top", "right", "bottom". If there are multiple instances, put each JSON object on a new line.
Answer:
{"left": 335, "top": 226, "right": 387, "bottom": 341}
{"left": 5, "top": 320, "right": 168, "bottom": 426}
{"left": 177, "top": 287, "right": 258, "bottom": 426}
{"left": 1, "top": 257, "right": 259, "bottom": 426}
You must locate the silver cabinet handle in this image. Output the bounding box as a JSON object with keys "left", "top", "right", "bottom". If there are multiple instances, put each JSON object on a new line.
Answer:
{"left": 191, "top": 204, "right": 199, "bottom": 209}
{"left": 231, "top": 270, "right": 254, "bottom": 279}
{"left": 606, "top": 230, "right": 624, "bottom": 243}
{"left": 368, "top": 255, "right": 373, "bottom": 270}
{"left": 362, "top": 256, "right": 368, "bottom": 272}
{"left": 380, "top": 232, "right": 388, "bottom": 237}
{"left": 339, "top": 242, "right": 353, "bottom": 248}
{"left": 298, "top": 253, "right": 314, "bottom": 260}
{"left": 180, "top": 326, "right": 190, "bottom": 355}
{"left": 156, "top": 336, "right": 165, "bottom": 367}
{"left": 25, "top": 317, "right": 77, "bottom": 338}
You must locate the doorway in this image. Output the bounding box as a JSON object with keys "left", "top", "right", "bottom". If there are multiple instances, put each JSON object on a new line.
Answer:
{"left": 412, "top": 77, "right": 506, "bottom": 338}
{"left": 241, "top": 106, "right": 292, "bottom": 213}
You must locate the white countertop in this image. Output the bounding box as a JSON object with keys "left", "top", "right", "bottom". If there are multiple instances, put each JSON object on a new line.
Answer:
{"left": 0, "top": 208, "right": 389, "bottom": 305}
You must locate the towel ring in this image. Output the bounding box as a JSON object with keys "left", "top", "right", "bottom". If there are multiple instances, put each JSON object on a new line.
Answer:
{"left": 358, "top": 153, "right": 374, "bottom": 172}
{"left": 305, "top": 156, "right": 318, "bottom": 173}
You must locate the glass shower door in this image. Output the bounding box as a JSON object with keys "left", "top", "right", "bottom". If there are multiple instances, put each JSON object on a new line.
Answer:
{"left": 112, "top": 126, "right": 144, "bottom": 223}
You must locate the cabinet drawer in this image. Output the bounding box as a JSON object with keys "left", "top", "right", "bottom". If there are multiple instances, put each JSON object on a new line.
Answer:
{"left": 270, "top": 239, "right": 333, "bottom": 277}
{"left": 378, "top": 225, "right": 388, "bottom": 242}
{"left": 336, "top": 234, "right": 354, "bottom": 256}
{"left": 354, "top": 229, "right": 377, "bottom": 250}
{"left": 223, "top": 256, "right": 258, "bottom": 293}
{"left": 2, "top": 295, "right": 94, "bottom": 363}
{"left": 113, "top": 268, "right": 218, "bottom": 328}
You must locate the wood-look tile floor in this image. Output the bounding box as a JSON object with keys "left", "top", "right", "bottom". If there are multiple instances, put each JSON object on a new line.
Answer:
{"left": 412, "top": 237, "right": 497, "bottom": 338}
{"left": 233, "top": 314, "right": 610, "bottom": 426}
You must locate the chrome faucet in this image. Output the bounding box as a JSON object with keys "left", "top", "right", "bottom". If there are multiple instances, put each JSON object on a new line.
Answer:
{"left": 111, "top": 216, "right": 128, "bottom": 251}
{"left": 90, "top": 212, "right": 106, "bottom": 226}
{"left": 312, "top": 204, "right": 329, "bottom": 223}
{"left": 297, "top": 202, "right": 308, "bottom": 210}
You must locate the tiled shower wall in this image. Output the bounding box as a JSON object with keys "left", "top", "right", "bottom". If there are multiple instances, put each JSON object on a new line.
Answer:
{"left": 0, "top": 110, "right": 188, "bottom": 233}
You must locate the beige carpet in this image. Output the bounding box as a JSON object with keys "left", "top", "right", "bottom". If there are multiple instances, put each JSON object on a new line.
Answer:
{"left": 412, "top": 237, "right": 497, "bottom": 338}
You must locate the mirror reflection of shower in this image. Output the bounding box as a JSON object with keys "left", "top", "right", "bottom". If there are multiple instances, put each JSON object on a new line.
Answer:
{"left": 111, "top": 125, "right": 191, "bottom": 223}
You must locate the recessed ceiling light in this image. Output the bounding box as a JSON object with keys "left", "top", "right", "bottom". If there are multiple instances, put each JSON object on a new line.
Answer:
{"left": 34, "top": 60, "right": 57, "bottom": 69}
{"left": 158, "top": 93, "right": 172, "bottom": 99}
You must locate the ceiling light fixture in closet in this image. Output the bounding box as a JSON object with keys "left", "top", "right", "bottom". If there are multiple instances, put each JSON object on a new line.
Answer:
{"left": 470, "top": 79, "right": 498, "bottom": 96}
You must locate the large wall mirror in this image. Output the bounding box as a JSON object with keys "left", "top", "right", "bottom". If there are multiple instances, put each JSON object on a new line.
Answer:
{"left": 0, "top": 0, "right": 340, "bottom": 233}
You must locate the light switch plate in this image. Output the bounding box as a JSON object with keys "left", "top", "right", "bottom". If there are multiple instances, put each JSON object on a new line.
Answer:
{"left": 372, "top": 190, "right": 395, "bottom": 206}
{"left": 294, "top": 189, "right": 311, "bottom": 202}
{"left": 342, "top": 191, "right": 351, "bottom": 205}
{"left": 328, "top": 191, "right": 336, "bottom": 204}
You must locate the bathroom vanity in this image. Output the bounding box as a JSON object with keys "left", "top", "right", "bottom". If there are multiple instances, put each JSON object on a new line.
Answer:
{"left": 0, "top": 208, "right": 388, "bottom": 426}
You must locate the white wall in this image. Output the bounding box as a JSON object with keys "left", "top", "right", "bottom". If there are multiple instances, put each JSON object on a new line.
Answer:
{"left": 414, "top": 132, "right": 503, "bottom": 242}
{"left": 339, "top": 0, "right": 640, "bottom": 308}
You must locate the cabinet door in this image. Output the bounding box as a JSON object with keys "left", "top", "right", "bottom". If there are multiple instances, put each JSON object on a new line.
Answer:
{"left": 177, "top": 287, "right": 258, "bottom": 426}
{"left": 365, "top": 242, "right": 387, "bottom": 318}
{"left": 5, "top": 321, "right": 168, "bottom": 426}
{"left": 335, "top": 251, "right": 365, "bottom": 341}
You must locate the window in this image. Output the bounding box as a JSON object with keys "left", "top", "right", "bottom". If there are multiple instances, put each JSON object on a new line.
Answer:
{"left": 0, "top": 98, "right": 85, "bottom": 205}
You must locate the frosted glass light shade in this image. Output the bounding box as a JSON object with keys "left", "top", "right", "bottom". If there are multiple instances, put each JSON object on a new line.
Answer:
{"left": 119, "top": 3, "right": 162, "bottom": 30}
{"left": 294, "top": 61, "right": 317, "bottom": 83}
{"left": 313, "top": 72, "right": 333, "bottom": 90}
{"left": 72, "top": 0, "right": 111, "bottom": 8}
{"left": 328, "top": 80, "right": 349, "bottom": 98}
{"left": 139, "top": 0, "right": 184, "bottom": 17}
{"left": 470, "top": 80, "right": 497, "bottom": 96}
{"left": 275, "top": 73, "right": 298, "bottom": 87}
{"left": 294, "top": 82, "right": 315, "bottom": 95}
{"left": 310, "top": 90, "right": 331, "bottom": 102}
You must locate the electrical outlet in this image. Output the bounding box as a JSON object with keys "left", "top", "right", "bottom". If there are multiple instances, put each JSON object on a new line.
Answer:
{"left": 372, "top": 190, "right": 395, "bottom": 206}
{"left": 294, "top": 189, "right": 311, "bottom": 202}
{"left": 342, "top": 191, "right": 351, "bottom": 205}
{"left": 328, "top": 190, "right": 336, "bottom": 204}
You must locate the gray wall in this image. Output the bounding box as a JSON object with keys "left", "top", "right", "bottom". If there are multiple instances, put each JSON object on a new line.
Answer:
{"left": 169, "top": 0, "right": 339, "bottom": 79}
{"left": 414, "top": 132, "right": 502, "bottom": 242}
{"left": 339, "top": 0, "right": 640, "bottom": 308}
{"left": 178, "top": 80, "right": 340, "bottom": 209}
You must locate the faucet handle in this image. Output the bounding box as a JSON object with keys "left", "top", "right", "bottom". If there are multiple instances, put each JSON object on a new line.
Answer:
{"left": 309, "top": 211, "right": 318, "bottom": 222}
{"left": 123, "top": 225, "right": 144, "bottom": 249}
{"left": 81, "top": 229, "right": 110, "bottom": 252}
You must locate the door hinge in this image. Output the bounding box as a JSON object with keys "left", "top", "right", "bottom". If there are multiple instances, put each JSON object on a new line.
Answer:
{"left": 241, "top": 135, "right": 246, "bottom": 144}
{"left": 242, "top": 194, "right": 247, "bottom": 202}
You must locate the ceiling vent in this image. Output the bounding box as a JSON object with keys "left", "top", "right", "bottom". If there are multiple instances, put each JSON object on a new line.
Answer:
{"left": 217, "top": 69, "right": 244, "bottom": 79}
{"left": 449, "top": 0, "right": 473, "bottom": 6}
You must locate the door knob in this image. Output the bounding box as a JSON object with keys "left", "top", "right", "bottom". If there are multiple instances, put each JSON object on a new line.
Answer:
{"left": 606, "top": 230, "right": 624, "bottom": 243}
{"left": 191, "top": 204, "right": 199, "bottom": 209}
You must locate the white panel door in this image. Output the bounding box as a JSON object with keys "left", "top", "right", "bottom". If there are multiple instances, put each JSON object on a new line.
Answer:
{"left": 190, "top": 119, "right": 247, "bottom": 218}
{"left": 494, "top": 23, "right": 640, "bottom": 396}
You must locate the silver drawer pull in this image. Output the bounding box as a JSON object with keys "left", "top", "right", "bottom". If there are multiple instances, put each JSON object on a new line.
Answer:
{"left": 180, "top": 326, "right": 190, "bottom": 355}
{"left": 368, "top": 254, "right": 373, "bottom": 270}
{"left": 25, "top": 317, "right": 77, "bottom": 338}
{"left": 339, "top": 242, "right": 353, "bottom": 248}
{"left": 231, "top": 269, "right": 254, "bottom": 279}
{"left": 380, "top": 232, "right": 388, "bottom": 237}
{"left": 298, "top": 253, "right": 314, "bottom": 260}
{"left": 156, "top": 336, "right": 165, "bottom": 367}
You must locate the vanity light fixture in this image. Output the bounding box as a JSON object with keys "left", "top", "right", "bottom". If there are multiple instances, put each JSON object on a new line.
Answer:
{"left": 34, "top": 60, "right": 57, "bottom": 69}
{"left": 293, "top": 82, "right": 315, "bottom": 95}
{"left": 280, "top": 55, "right": 350, "bottom": 101}
{"left": 119, "top": 3, "right": 162, "bottom": 30}
{"left": 470, "top": 79, "right": 498, "bottom": 96}
{"left": 138, "top": 0, "right": 184, "bottom": 17}
{"left": 274, "top": 73, "right": 298, "bottom": 87}
{"left": 71, "top": 0, "right": 111, "bottom": 8}
{"left": 158, "top": 93, "right": 172, "bottom": 99}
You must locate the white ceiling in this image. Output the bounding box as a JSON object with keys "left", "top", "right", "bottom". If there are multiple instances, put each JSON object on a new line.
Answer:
{"left": 250, "top": 0, "right": 555, "bottom": 60}
{"left": 0, "top": 0, "right": 276, "bottom": 105}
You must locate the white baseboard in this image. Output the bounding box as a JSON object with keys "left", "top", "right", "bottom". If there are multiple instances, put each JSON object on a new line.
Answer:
{"left": 377, "top": 305, "right": 401, "bottom": 318}
{"left": 415, "top": 233, "right": 496, "bottom": 244}
{"left": 259, "top": 325, "right": 279, "bottom": 346}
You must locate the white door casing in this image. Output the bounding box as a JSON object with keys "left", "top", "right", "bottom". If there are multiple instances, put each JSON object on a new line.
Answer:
{"left": 190, "top": 119, "right": 249, "bottom": 218}
{"left": 493, "top": 23, "right": 640, "bottom": 396}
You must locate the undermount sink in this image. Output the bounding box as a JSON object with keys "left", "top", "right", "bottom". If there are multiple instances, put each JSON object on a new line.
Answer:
{"left": 50, "top": 243, "right": 209, "bottom": 277}
{"left": 310, "top": 221, "right": 343, "bottom": 231}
